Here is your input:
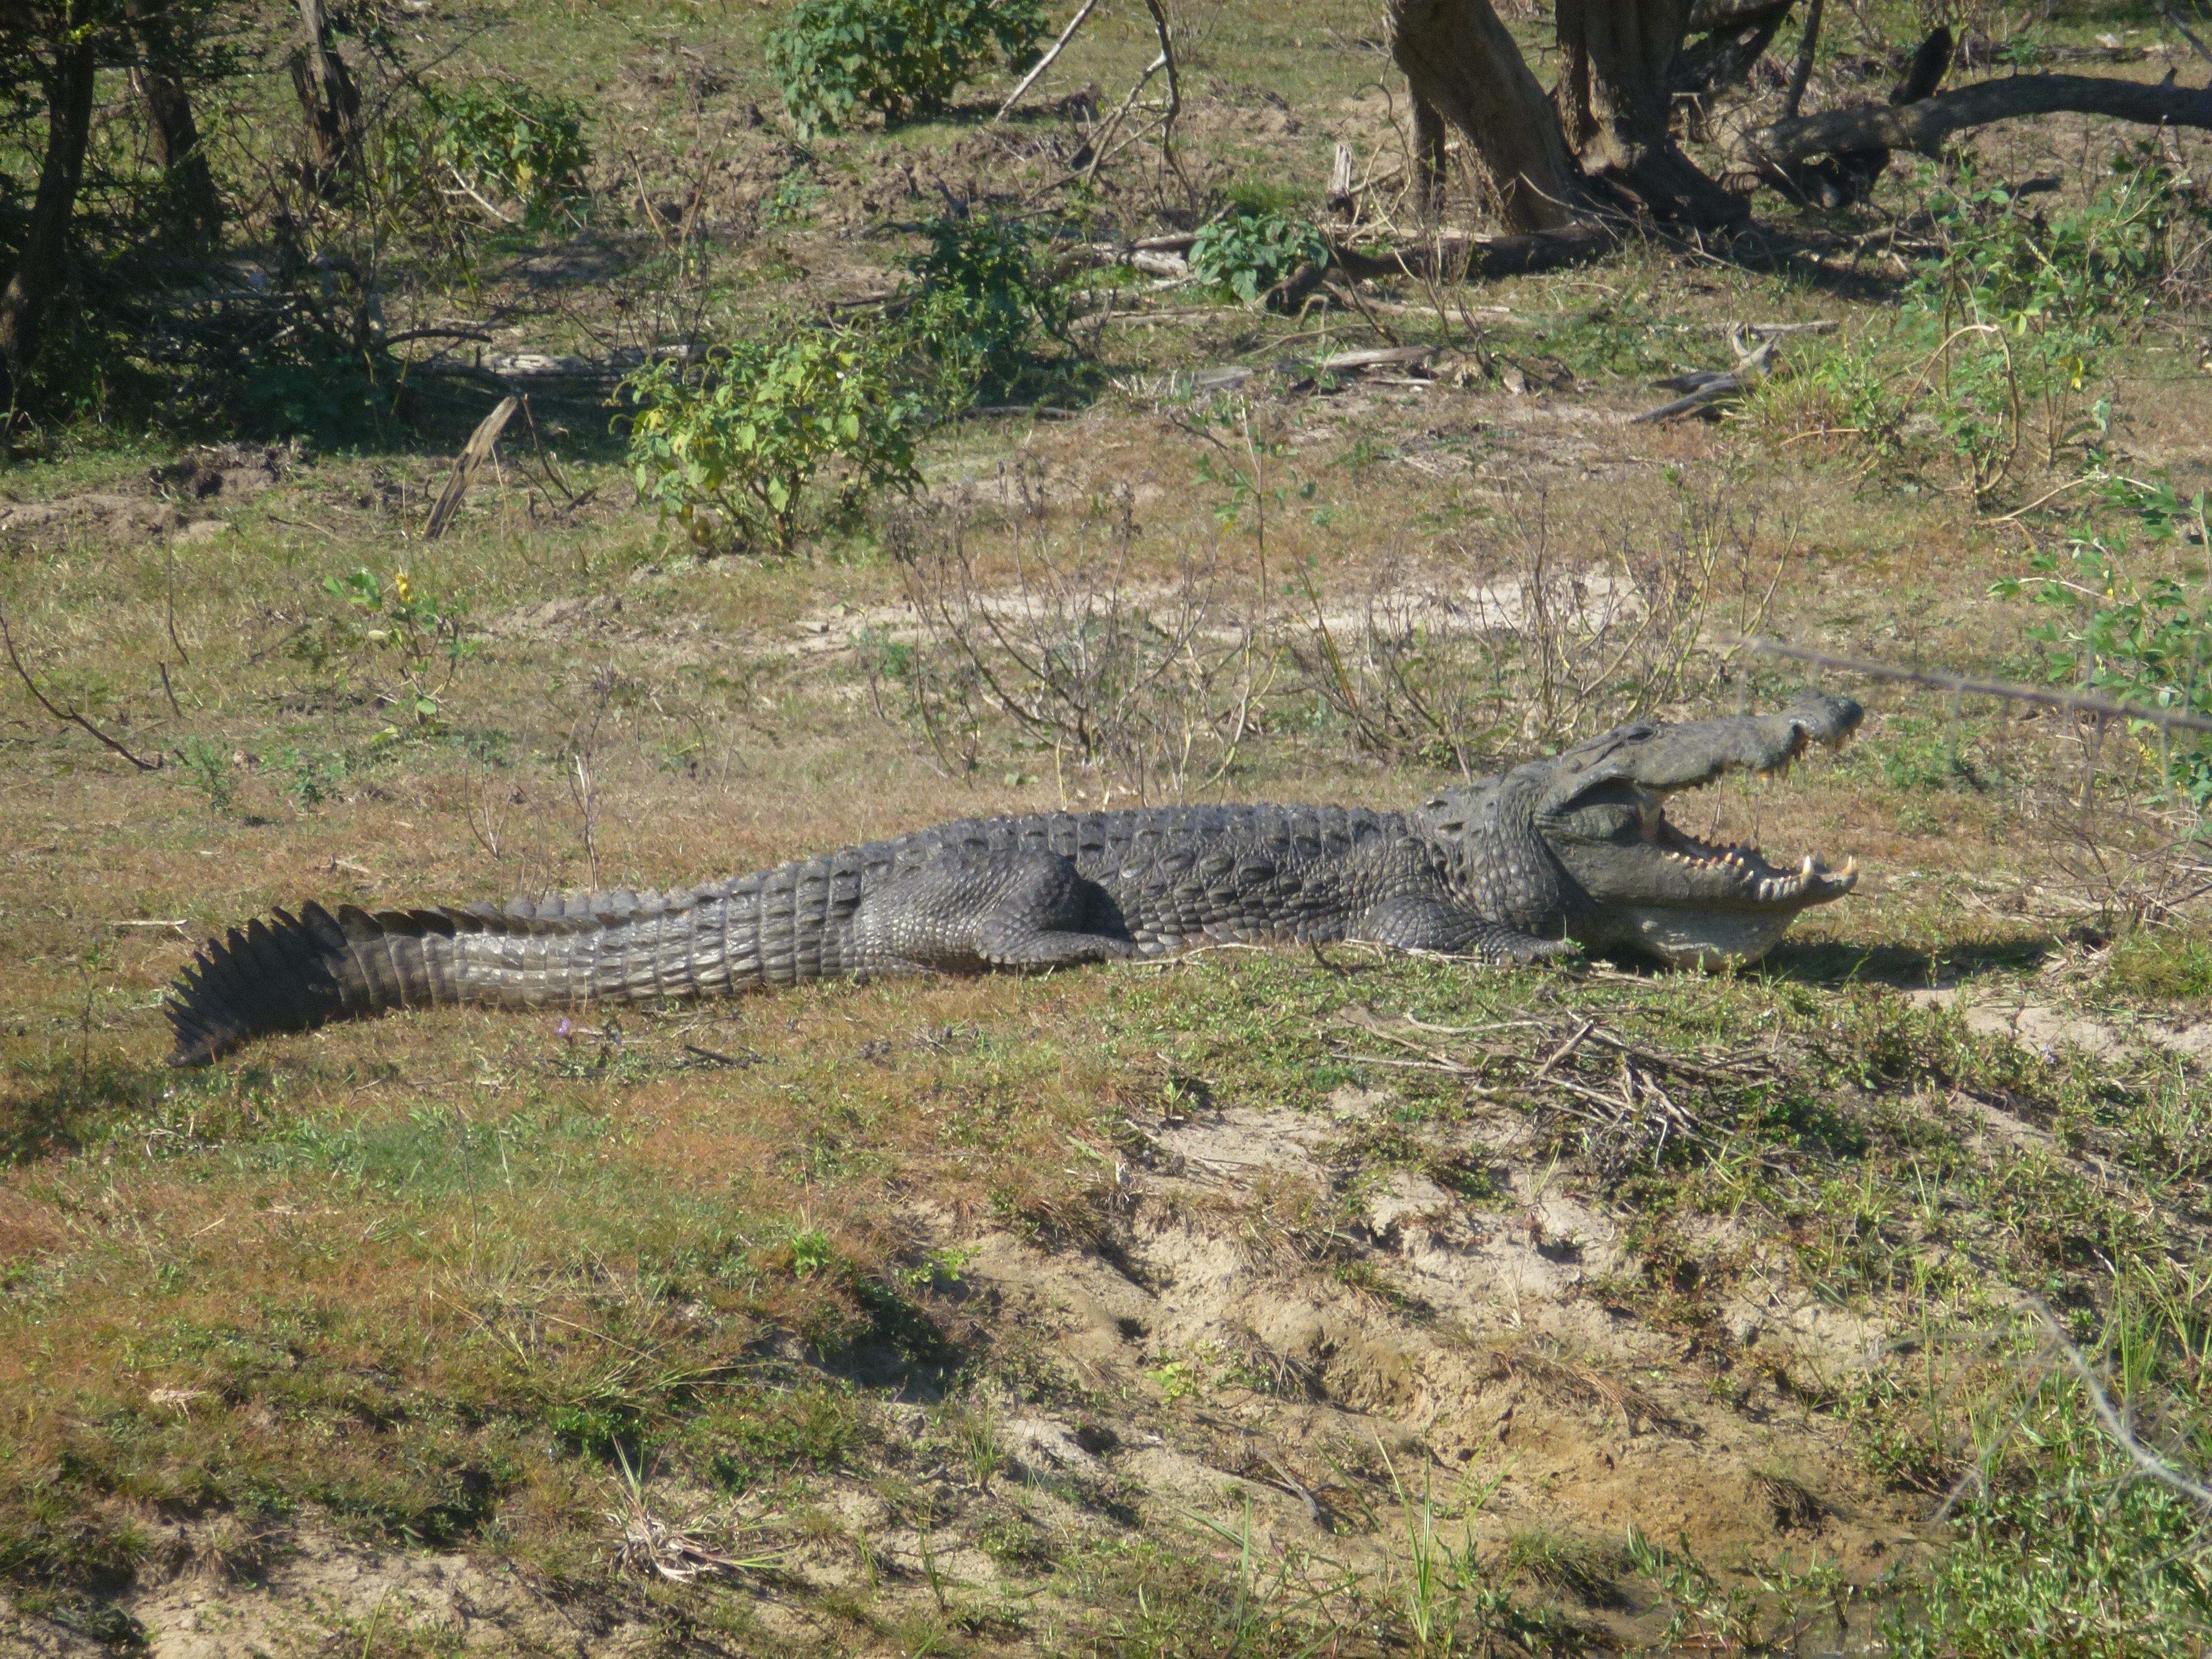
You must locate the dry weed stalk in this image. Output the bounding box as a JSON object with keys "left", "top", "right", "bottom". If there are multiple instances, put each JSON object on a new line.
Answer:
{"left": 1294, "top": 487, "right": 1790, "bottom": 774}
{"left": 880, "top": 463, "right": 1275, "bottom": 802}
{"left": 609, "top": 1449, "right": 785, "bottom": 1582}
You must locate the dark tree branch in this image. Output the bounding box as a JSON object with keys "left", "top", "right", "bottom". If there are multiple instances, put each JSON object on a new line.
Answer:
{"left": 0, "top": 605, "right": 165, "bottom": 771}
{"left": 1412, "top": 93, "right": 1449, "bottom": 217}
{"left": 1756, "top": 70, "right": 2212, "bottom": 164}
{"left": 1673, "top": 0, "right": 1793, "bottom": 98}
{"left": 1781, "top": 0, "right": 1823, "bottom": 118}
{"left": 127, "top": 0, "right": 221, "bottom": 242}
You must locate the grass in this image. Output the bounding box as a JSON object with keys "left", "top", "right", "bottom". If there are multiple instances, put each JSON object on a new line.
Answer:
{"left": 4, "top": 0, "right": 2212, "bottom": 1649}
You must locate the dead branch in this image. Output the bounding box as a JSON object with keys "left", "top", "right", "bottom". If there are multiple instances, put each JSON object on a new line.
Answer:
{"left": 1745, "top": 637, "right": 2212, "bottom": 736}
{"left": 0, "top": 603, "right": 164, "bottom": 771}
{"left": 996, "top": 0, "right": 1101, "bottom": 120}
{"left": 1755, "top": 71, "right": 2212, "bottom": 166}
{"left": 2160, "top": 0, "right": 2212, "bottom": 67}
{"left": 424, "top": 396, "right": 520, "bottom": 541}
{"left": 1631, "top": 334, "right": 1775, "bottom": 422}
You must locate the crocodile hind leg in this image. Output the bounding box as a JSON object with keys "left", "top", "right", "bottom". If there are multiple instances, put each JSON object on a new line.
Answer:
{"left": 1354, "top": 896, "right": 1580, "bottom": 964}
{"left": 852, "top": 847, "right": 1139, "bottom": 974}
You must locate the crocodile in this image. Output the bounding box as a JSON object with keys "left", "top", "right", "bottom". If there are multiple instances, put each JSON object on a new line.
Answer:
{"left": 165, "top": 695, "right": 1863, "bottom": 1065}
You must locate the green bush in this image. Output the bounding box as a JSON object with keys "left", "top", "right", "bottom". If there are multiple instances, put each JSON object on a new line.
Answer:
{"left": 1884, "top": 154, "right": 2211, "bottom": 502}
{"left": 765, "top": 0, "right": 1046, "bottom": 135}
{"left": 622, "top": 326, "right": 923, "bottom": 555}
{"left": 1188, "top": 206, "right": 1327, "bottom": 305}
{"left": 906, "top": 212, "right": 1065, "bottom": 396}
{"left": 412, "top": 77, "right": 592, "bottom": 231}
{"left": 1992, "top": 513, "right": 2212, "bottom": 810}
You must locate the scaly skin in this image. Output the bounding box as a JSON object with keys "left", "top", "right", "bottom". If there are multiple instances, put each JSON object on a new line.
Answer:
{"left": 165, "top": 696, "right": 1862, "bottom": 1065}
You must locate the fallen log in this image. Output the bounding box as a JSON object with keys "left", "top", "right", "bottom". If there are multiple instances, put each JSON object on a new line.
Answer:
{"left": 1329, "top": 223, "right": 1617, "bottom": 282}
{"left": 1753, "top": 69, "right": 2212, "bottom": 166}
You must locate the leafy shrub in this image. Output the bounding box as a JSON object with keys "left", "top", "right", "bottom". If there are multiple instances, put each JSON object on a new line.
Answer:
{"left": 412, "top": 77, "right": 592, "bottom": 231}
{"left": 766, "top": 0, "right": 1047, "bottom": 135}
{"left": 1188, "top": 206, "right": 1327, "bottom": 304}
{"left": 292, "top": 567, "right": 473, "bottom": 727}
{"left": 1870, "top": 154, "right": 2211, "bottom": 502}
{"left": 1992, "top": 511, "right": 2212, "bottom": 809}
{"left": 906, "top": 212, "right": 1066, "bottom": 396}
{"left": 622, "top": 325, "right": 922, "bottom": 555}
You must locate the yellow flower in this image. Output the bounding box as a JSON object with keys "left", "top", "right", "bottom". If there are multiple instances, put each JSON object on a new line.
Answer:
{"left": 393, "top": 569, "right": 414, "bottom": 606}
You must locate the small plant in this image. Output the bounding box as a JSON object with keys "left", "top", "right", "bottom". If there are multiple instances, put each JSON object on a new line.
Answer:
{"left": 765, "top": 0, "right": 1046, "bottom": 135}
{"left": 276, "top": 746, "right": 349, "bottom": 808}
{"left": 1864, "top": 153, "right": 2212, "bottom": 503}
{"left": 1627, "top": 1528, "right": 1842, "bottom": 1652}
{"left": 179, "top": 738, "right": 237, "bottom": 813}
{"left": 309, "top": 566, "right": 474, "bottom": 726}
{"left": 414, "top": 77, "right": 592, "bottom": 231}
{"left": 622, "top": 323, "right": 922, "bottom": 555}
{"left": 1188, "top": 204, "right": 1327, "bottom": 305}
{"left": 786, "top": 1228, "right": 834, "bottom": 1276}
{"left": 906, "top": 212, "right": 1066, "bottom": 397}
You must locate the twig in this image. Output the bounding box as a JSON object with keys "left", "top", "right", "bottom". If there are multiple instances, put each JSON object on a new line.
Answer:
{"left": 683, "top": 1041, "right": 762, "bottom": 1068}
{"left": 1531, "top": 1017, "right": 1596, "bottom": 1083}
{"left": 442, "top": 163, "right": 519, "bottom": 225}
{"left": 1141, "top": 0, "right": 1187, "bottom": 194}
{"left": 2159, "top": 0, "right": 2212, "bottom": 66}
{"left": 962, "top": 403, "right": 1080, "bottom": 420}
{"left": 1631, "top": 336, "right": 1776, "bottom": 423}
{"left": 265, "top": 514, "right": 342, "bottom": 542}
{"left": 1743, "top": 636, "right": 2212, "bottom": 735}
{"left": 516, "top": 396, "right": 588, "bottom": 509}
{"left": 165, "top": 540, "right": 189, "bottom": 665}
{"left": 0, "top": 604, "right": 163, "bottom": 770}
{"left": 996, "top": 0, "right": 1101, "bottom": 121}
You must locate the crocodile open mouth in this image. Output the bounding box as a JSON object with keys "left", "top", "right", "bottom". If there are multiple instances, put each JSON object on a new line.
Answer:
{"left": 1550, "top": 701, "right": 1863, "bottom": 967}
{"left": 1648, "top": 814, "right": 1860, "bottom": 908}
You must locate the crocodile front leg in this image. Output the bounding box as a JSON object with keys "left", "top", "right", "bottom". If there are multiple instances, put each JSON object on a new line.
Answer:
{"left": 850, "top": 847, "right": 1141, "bottom": 974}
{"left": 1354, "top": 895, "right": 1580, "bottom": 964}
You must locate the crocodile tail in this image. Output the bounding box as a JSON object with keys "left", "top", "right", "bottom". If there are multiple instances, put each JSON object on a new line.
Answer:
{"left": 164, "top": 884, "right": 775, "bottom": 1067}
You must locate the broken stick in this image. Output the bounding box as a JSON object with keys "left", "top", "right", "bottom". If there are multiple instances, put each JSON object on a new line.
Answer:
{"left": 423, "top": 395, "right": 520, "bottom": 542}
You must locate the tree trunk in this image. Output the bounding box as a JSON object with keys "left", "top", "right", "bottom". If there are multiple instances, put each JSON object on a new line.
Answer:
{"left": 1390, "top": 0, "right": 1587, "bottom": 231}
{"left": 1556, "top": 0, "right": 1747, "bottom": 222}
{"left": 129, "top": 0, "right": 221, "bottom": 242}
{"left": 0, "top": 31, "right": 98, "bottom": 400}
{"left": 291, "top": 0, "right": 363, "bottom": 196}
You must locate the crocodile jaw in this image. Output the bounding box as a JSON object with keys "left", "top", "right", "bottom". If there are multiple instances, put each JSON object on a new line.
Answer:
{"left": 1614, "top": 905, "right": 1805, "bottom": 970}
